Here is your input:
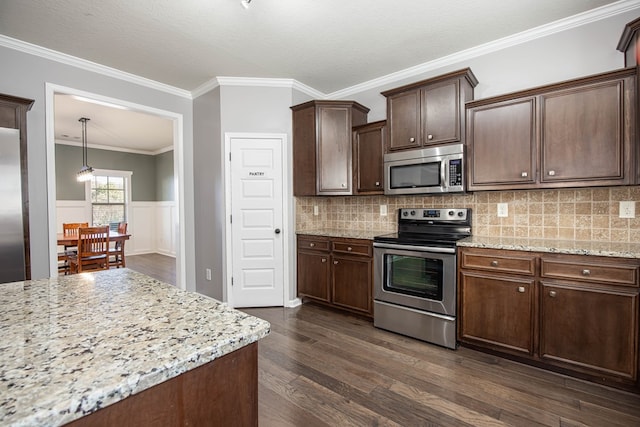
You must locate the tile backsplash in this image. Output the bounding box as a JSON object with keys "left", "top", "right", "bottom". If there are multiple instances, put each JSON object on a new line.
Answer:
{"left": 296, "top": 186, "right": 640, "bottom": 242}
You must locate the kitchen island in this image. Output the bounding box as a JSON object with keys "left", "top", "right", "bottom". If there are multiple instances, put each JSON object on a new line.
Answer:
{"left": 0, "top": 268, "right": 270, "bottom": 426}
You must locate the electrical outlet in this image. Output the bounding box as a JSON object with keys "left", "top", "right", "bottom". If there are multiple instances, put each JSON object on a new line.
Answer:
{"left": 205, "top": 268, "right": 212, "bottom": 281}
{"left": 619, "top": 201, "right": 636, "bottom": 218}
{"left": 497, "top": 203, "right": 509, "bottom": 218}
{"left": 313, "top": 205, "right": 319, "bottom": 216}
{"left": 380, "top": 204, "right": 388, "bottom": 216}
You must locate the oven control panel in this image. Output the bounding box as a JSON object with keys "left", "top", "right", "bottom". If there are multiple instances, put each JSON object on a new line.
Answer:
{"left": 400, "top": 208, "right": 469, "bottom": 222}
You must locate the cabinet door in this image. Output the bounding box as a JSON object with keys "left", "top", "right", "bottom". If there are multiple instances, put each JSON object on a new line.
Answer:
{"left": 540, "top": 79, "right": 626, "bottom": 185}
{"left": 422, "top": 80, "right": 460, "bottom": 145}
{"left": 467, "top": 98, "right": 537, "bottom": 190}
{"left": 297, "top": 250, "right": 330, "bottom": 302}
{"left": 331, "top": 255, "right": 372, "bottom": 315}
{"left": 292, "top": 106, "right": 317, "bottom": 196}
{"left": 459, "top": 271, "right": 535, "bottom": 355}
{"left": 540, "top": 282, "right": 638, "bottom": 380}
{"left": 317, "top": 106, "right": 352, "bottom": 194}
{"left": 387, "top": 90, "right": 421, "bottom": 151}
{"left": 353, "top": 122, "right": 385, "bottom": 194}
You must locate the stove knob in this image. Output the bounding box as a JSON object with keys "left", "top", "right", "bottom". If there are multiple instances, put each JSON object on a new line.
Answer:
{"left": 458, "top": 211, "right": 464, "bottom": 217}
{"left": 448, "top": 210, "right": 455, "bottom": 216}
{"left": 410, "top": 210, "right": 416, "bottom": 216}
{"left": 402, "top": 211, "right": 409, "bottom": 217}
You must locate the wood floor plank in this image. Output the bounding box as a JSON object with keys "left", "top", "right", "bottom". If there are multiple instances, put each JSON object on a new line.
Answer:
{"left": 245, "top": 304, "right": 640, "bottom": 426}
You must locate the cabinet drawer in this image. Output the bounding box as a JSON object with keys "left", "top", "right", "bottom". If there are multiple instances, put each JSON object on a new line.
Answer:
{"left": 297, "top": 236, "right": 330, "bottom": 252}
{"left": 461, "top": 251, "right": 536, "bottom": 276}
{"left": 540, "top": 257, "right": 639, "bottom": 287}
{"left": 332, "top": 241, "right": 371, "bottom": 257}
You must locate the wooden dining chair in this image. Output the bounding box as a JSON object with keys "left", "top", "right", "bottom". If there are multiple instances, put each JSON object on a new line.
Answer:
{"left": 109, "top": 222, "right": 128, "bottom": 268}
{"left": 58, "top": 222, "right": 89, "bottom": 274}
{"left": 68, "top": 226, "right": 110, "bottom": 273}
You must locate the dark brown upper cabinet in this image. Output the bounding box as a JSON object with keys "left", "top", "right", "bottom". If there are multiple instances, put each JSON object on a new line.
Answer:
{"left": 352, "top": 120, "right": 385, "bottom": 195}
{"left": 381, "top": 68, "right": 478, "bottom": 153}
{"left": 466, "top": 67, "right": 637, "bottom": 191}
{"left": 291, "top": 100, "right": 369, "bottom": 196}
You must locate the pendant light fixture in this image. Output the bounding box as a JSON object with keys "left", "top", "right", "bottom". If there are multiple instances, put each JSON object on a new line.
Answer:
{"left": 76, "top": 117, "right": 94, "bottom": 182}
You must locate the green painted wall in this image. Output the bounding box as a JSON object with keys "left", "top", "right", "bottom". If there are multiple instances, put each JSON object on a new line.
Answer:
{"left": 55, "top": 144, "right": 174, "bottom": 201}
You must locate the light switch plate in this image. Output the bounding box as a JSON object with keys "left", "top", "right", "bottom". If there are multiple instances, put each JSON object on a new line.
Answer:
{"left": 619, "top": 201, "right": 635, "bottom": 218}
{"left": 380, "top": 204, "right": 388, "bottom": 216}
{"left": 497, "top": 203, "right": 508, "bottom": 218}
{"left": 313, "top": 205, "right": 319, "bottom": 216}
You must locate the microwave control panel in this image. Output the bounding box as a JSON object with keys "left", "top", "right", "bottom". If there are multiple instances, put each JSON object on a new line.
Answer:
{"left": 448, "top": 158, "right": 463, "bottom": 187}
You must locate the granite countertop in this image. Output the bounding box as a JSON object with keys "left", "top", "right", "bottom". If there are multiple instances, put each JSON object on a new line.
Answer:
{"left": 296, "top": 228, "right": 392, "bottom": 240}
{"left": 0, "top": 268, "right": 270, "bottom": 427}
{"left": 458, "top": 236, "right": 640, "bottom": 259}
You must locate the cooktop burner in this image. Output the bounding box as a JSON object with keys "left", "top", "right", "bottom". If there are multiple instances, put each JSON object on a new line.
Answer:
{"left": 374, "top": 208, "right": 471, "bottom": 246}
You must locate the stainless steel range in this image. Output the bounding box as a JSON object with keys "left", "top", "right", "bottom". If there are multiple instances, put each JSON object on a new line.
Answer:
{"left": 373, "top": 208, "right": 471, "bottom": 349}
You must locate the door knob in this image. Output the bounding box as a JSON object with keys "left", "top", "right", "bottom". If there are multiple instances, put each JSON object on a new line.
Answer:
{"left": 275, "top": 228, "right": 281, "bottom": 234}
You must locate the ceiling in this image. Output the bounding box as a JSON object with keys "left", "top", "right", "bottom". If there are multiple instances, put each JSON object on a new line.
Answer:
{"left": 0, "top": 0, "right": 628, "bottom": 152}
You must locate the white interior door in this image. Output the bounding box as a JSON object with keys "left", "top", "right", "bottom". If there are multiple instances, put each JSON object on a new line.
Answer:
{"left": 230, "top": 136, "right": 284, "bottom": 307}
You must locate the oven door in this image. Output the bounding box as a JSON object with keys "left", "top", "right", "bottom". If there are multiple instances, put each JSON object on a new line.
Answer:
{"left": 374, "top": 242, "right": 457, "bottom": 316}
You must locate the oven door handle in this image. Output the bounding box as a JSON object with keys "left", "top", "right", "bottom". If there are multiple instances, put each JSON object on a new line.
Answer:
{"left": 373, "top": 242, "right": 456, "bottom": 254}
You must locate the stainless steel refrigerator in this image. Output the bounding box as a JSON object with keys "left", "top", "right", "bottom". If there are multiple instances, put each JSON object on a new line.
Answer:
{"left": 0, "top": 127, "right": 26, "bottom": 283}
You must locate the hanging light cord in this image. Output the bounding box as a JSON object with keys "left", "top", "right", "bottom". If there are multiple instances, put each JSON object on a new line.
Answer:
{"left": 80, "top": 117, "right": 90, "bottom": 166}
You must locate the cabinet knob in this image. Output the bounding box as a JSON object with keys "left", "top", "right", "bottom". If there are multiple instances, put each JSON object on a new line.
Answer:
{"left": 341, "top": 183, "right": 346, "bottom": 188}
{"left": 334, "top": 260, "right": 339, "bottom": 265}
{"left": 549, "top": 290, "right": 557, "bottom": 298}
{"left": 517, "top": 286, "right": 526, "bottom": 293}
{"left": 321, "top": 258, "right": 326, "bottom": 263}
{"left": 548, "top": 170, "right": 556, "bottom": 176}
{"left": 427, "top": 134, "right": 433, "bottom": 140}
{"left": 490, "top": 260, "right": 499, "bottom": 267}
{"left": 582, "top": 269, "right": 591, "bottom": 276}
{"left": 409, "top": 137, "right": 415, "bottom": 142}
{"left": 347, "top": 247, "right": 352, "bottom": 251}
{"left": 309, "top": 243, "right": 315, "bottom": 247}
{"left": 521, "top": 172, "right": 528, "bottom": 177}
{"left": 375, "top": 181, "right": 380, "bottom": 186}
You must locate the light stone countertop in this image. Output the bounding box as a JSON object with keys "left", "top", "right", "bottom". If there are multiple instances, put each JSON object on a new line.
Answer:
{"left": 457, "top": 236, "right": 640, "bottom": 259}
{"left": 0, "top": 268, "right": 270, "bottom": 427}
{"left": 296, "top": 228, "right": 393, "bottom": 241}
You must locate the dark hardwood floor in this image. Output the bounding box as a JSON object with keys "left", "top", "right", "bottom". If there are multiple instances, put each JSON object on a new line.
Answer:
{"left": 125, "top": 253, "right": 176, "bottom": 285}
{"left": 243, "top": 304, "right": 640, "bottom": 427}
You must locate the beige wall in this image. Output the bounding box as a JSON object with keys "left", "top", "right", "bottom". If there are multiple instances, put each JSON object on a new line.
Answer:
{"left": 296, "top": 186, "right": 640, "bottom": 242}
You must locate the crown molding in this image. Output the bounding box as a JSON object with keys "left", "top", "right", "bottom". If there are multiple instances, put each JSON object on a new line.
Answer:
{"left": 327, "top": 0, "right": 640, "bottom": 99}
{"left": 192, "top": 76, "right": 326, "bottom": 99}
{"left": 0, "top": 34, "right": 192, "bottom": 99}
{"left": 55, "top": 139, "right": 172, "bottom": 156}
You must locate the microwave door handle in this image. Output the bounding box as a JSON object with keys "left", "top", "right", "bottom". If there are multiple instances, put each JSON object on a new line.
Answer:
{"left": 441, "top": 159, "right": 447, "bottom": 189}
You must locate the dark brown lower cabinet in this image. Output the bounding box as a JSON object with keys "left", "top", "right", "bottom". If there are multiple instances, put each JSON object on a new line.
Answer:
{"left": 65, "top": 342, "right": 258, "bottom": 426}
{"left": 458, "top": 247, "right": 640, "bottom": 392}
{"left": 297, "top": 235, "right": 373, "bottom": 317}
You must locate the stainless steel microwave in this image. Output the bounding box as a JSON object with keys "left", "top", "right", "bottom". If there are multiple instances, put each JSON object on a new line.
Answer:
{"left": 383, "top": 143, "right": 465, "bottom": 195}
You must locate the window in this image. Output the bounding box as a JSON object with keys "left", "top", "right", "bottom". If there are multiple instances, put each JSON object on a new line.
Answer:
{"left": 86, "top": 169, "right": 132, "bottom": 227}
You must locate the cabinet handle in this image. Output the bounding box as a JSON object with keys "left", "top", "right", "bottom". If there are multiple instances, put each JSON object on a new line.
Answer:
{"left": 521, "top": 172, "right": 528, "bottom": 177}
{"left": 375, "top": 181, "right": 380, "bottom": 186}
{"left": 334, "top": 260, "right": 339, "bottom": 265}
{"left": 517, "top": 286, "right": 525, "bottom": 293}
{"left": 309, "top": 243, "right": 315, "bottom": 247}
{"left": 582, "top": 269, "right": 591, "bottom": 276}
{"left": 347, "top": 246, "right": 352, "bottom": 251}
{"left": 549, "top": 290, "right": 557, "bottom": 298}
{"left": 548, "top": 170, "right": 556, "bottom": 176}
{"left": 427, "top": 134, "right": 433, "bottom": 140}
{"left": 490, "top": 260, "right": 499, "bottom": 267}
{"left": 321, "top": 258, "right": 326, "bottom": 263}
{"left": 409, "top": 137, "right": 415, "bottom": 142}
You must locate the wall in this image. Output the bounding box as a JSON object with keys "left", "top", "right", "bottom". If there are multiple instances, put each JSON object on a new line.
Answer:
{"left": 193, "top": 87, "right": 223, "bottom": 300}
{"left": 346, "top": 8, "right": 636, "bottom": 121}
{"left": 55, "top": 144, "right": 161, "bottom": 201}
{"left": 297, "top": 185, "right": 640, "bottom": 242}
{"left": 0, "top": 44, "right": 194, "bottom": 283}
{"left": 156, "top": 150, "right": 175, "bottom": 201}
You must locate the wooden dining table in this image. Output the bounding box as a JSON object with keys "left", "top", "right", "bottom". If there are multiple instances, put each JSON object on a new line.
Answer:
{"left": 57, "top": 230, "right": 131, "bottom": 247}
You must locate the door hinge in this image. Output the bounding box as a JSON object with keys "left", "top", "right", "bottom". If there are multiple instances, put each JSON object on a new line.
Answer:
{"left": 229, "top": 152, "right": 231, "bottom": 161}
{"left": 231, "top": 277, "right": 234, "bottom": 286}
{"left": 230, "top": 214, "right": 232, "bottom": 223}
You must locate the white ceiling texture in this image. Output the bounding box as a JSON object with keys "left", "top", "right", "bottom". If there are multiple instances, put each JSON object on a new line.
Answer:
{"left": 0, "top": 0, "right": 630, "bottom": 153}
